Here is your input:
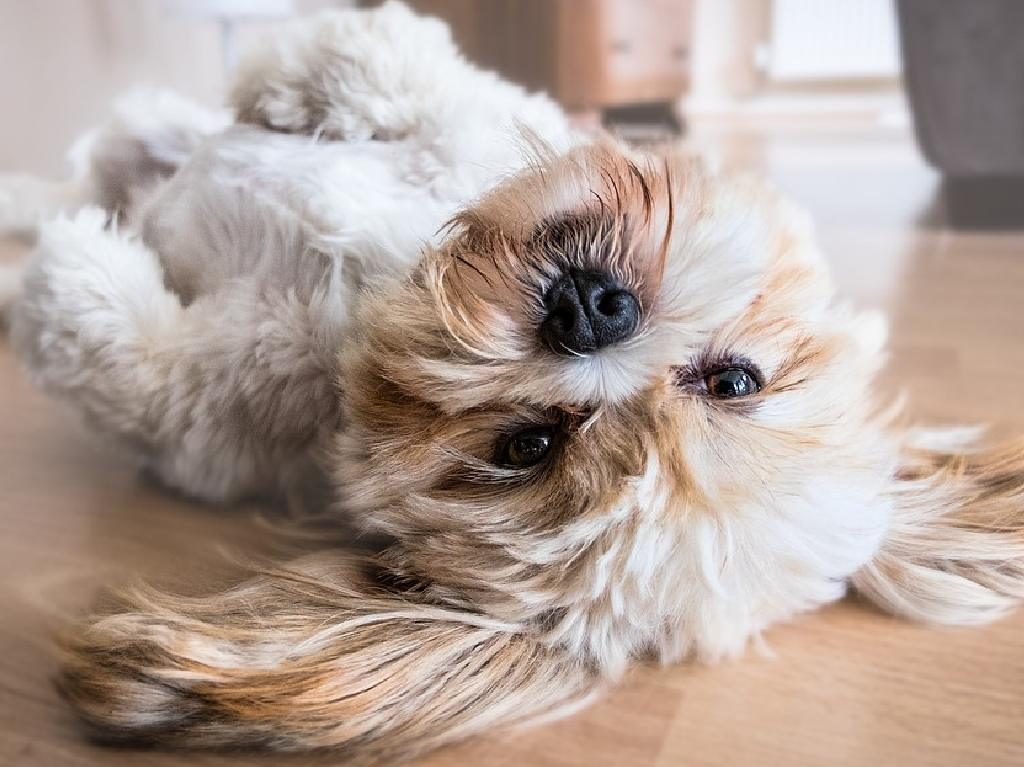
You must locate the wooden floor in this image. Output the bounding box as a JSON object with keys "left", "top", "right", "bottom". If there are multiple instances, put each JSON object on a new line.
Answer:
{"left": 2, "top": 122, "right": 1024, "bottom": 767}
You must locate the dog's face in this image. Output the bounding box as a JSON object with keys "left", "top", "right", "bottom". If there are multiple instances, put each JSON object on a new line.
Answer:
{"left": 337, "top": 142, "right": 897, "bottom": 672}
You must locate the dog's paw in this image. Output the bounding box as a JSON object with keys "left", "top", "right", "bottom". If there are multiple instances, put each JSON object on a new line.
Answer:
{"left": 10, "top": 209, "right": 180, "bottom": 401}
{"left": 230, "top": 1, "right": 460, "bottom": 141}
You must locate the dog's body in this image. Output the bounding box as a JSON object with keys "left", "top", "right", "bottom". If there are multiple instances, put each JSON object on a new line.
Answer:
{"left": 3, "top": 2, "right": 1023, "bottom": 762}
{"left": 7, "top": 2, "right": 573, "bottom": 503}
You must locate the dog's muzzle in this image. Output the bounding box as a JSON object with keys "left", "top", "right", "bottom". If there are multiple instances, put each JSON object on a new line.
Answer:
{"left": 540, "top": 269, "right": 640, "bottom": 355}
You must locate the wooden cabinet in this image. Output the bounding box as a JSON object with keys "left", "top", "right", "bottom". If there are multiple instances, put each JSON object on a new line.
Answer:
{"left": 399, "top": 0, "right": 694, "bottom": 117}
{"left": 594, "top": 0, "right": 693, "bottom": 107}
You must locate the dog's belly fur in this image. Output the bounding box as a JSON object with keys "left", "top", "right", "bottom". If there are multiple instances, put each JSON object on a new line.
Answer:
{"left": 10, "top": 120, "right": 550, "bottom": 504}
{"left": 138, "top": 127, "right": 461, "bottom": 308}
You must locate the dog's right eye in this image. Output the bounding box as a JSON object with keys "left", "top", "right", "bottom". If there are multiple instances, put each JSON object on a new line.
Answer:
{"left": 705, "top": 366, "right": 761, "bottom": 398}
{"left": 498, "top": 426, "right": 555, "bottom": 467}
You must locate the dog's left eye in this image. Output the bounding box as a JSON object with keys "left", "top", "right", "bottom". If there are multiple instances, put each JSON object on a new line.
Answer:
{"left": 705, "top": 367, "right": 761, "bottom": 398}
{"left": 499, "top": 426, "right": 555, "bottom": 467}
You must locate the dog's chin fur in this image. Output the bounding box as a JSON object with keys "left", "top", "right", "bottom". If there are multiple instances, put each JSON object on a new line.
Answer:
{"left": 3, "top": 1, "right": 1023, "bottom": 761}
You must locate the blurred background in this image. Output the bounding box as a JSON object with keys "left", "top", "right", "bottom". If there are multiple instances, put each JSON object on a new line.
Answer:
{"left": 3, "top": 1, "right": 1022, "bottom": 224}
{"left": 2, "top": 0, "right": 910, "bottom": 172}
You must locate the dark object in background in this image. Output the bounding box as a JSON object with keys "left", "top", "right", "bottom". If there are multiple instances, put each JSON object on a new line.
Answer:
{"left": 897, "top": 0, "right": 1024, "bottom": 228}
{"left": 399, "top": 0, "right": 693, "bottom": 134}
{"left": 937, "top": 177, "right": 1024, "bottom": 231}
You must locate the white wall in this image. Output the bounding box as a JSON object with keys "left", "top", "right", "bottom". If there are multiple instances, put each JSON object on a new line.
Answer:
{"left": 685, "top": 0, "right": 902, "bottom": 118}
{"left": 686, "top": 0, "right": 772, "bottom": 112}
{"left": 766, "top": 0, "right": 899, "bottom": 82}
{"left": 0, "top": 0, "right": 345, "bottom": 176}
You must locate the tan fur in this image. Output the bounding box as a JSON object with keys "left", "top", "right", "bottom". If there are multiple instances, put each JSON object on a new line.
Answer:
{"left": 856, "top": 433, "right": 1024, "bottom": 624}
{"left": 59, "top": 553, "right": 599, "bottom": 757}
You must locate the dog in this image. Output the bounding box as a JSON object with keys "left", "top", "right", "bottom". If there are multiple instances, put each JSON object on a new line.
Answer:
{"left": 2, "top": 2, "right": 1022, "bottom": 762}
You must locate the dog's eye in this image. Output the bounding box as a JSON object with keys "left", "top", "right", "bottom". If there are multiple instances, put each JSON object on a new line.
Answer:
{"left": 499, "top": 426, "right": 555, "bottom": 467}
{"left": 705, "top": 367, "right": 761, "bottom": 398}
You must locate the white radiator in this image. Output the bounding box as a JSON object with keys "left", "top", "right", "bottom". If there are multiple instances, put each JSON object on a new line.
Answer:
{"left": 765, "top": 0, "right": 900, "bottom": 82}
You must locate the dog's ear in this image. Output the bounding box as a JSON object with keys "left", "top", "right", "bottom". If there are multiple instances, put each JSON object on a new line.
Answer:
{"left": 854, "top": 430, "right": 1024, "bottom": 625}
{"left": 58, "top": 553, "right": 598, "bottom": 757}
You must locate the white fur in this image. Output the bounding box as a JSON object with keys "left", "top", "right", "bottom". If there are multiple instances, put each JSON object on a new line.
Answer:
{"left": 4, "top": 1, "right": 575, "bottom": 501}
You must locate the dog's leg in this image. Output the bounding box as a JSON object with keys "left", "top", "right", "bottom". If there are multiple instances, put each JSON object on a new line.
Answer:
{"left": 10, "top": 209, "right": 343, "bottom": 502}
{"left": 230, "top": 1, "right": 463, "bottom": 141}
{"left": 58, "top": 551, "right": 599, "bottom": 755}
{"left": 0, "top": 91, "right": 228, "bottom": 322}
{"left": 854, "top": 429, "right": 1024, "bottom": 624}
{"left": 230, "top": 1, "right": 570, "bottom": 147}
{"left": 0, "top": 90, "right": 228, "bottom": 238}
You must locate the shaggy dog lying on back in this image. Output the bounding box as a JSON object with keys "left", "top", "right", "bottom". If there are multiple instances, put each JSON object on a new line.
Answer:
{"left": 2, "top": 2, "right": 1022, "bottom": 762}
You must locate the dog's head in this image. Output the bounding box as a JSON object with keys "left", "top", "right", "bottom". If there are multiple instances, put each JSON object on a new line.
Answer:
{"left": 336, "top": 141, "right": 910, "bottom": 669}
{"left": 337, "top": 141, "right": 1024, "bottom": 673}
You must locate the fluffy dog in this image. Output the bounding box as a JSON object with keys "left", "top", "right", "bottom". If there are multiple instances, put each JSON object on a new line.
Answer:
{"left": 2, "top": 2, "right": 1023, "bottom": 762}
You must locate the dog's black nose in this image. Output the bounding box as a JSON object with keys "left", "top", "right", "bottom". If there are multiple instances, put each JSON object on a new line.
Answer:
{"left": 541, "top": 270, "right": 640, "bottom": 355}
